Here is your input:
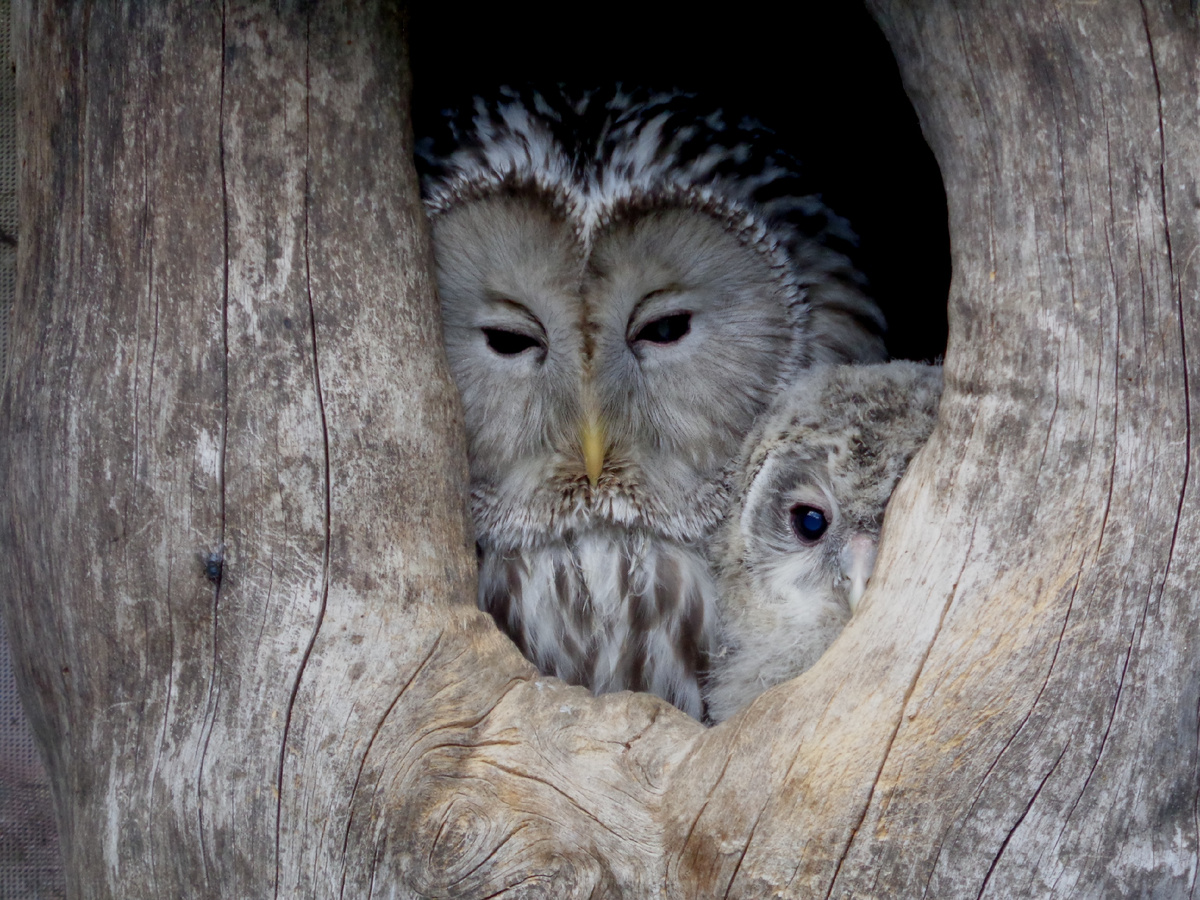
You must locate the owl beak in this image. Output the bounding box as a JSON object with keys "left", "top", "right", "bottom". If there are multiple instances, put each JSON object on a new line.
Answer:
{"left": 581, "top": 415, "right": 606, "bottom": 487}
{"left": 839, "top": 533, "right": 878, "bottom": 614}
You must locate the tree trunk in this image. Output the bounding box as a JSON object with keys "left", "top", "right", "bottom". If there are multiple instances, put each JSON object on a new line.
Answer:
{"left": 2, "top": 1, "right": 1197, "bottom": 898}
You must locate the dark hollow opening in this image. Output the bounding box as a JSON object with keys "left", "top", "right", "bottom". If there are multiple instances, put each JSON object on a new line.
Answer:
{"left": 409, "top": 4, "right": 950, "bottom": 363}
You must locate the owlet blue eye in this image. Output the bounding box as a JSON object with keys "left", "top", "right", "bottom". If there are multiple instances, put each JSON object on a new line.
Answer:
{"left": 790, "top": 504, "right": 829, "bottom": 542}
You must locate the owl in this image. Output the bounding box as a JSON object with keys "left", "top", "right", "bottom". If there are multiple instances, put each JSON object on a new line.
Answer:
{"left": 418, "top": 86, "right": 887, "bottom": 719}
{"left": 704, "top": 361, "right": 942, "bottom": 723}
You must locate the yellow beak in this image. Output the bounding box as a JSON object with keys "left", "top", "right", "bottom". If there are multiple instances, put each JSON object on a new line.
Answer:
{"left": 581, "top": 415, "right": 606, "bottom": 487}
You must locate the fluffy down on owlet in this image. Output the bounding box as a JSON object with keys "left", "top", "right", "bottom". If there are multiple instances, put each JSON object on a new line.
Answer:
{"left": 705, "top": 362, "right": 942, "bottom": 723}
{"left": 418, "top": 85, "right": 887, "bottom": 719}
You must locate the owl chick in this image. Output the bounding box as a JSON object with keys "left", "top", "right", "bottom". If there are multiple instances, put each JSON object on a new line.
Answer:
{"left": 705, "top": 362, "right": 942, "bottom": 723}
{"left": 418, "top": 86, "right": 887, "bottom": 719}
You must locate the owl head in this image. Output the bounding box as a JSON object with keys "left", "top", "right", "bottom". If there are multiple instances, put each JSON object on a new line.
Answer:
{"left": 417, "top": 86, "right": 888, "bottom": 550}
{"left": 706, "top": 361, "right": 942, "bottom": 722}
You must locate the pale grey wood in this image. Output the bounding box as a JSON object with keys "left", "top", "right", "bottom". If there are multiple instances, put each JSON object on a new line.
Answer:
{"left": 2, "top": 1, "right": 1197, "bottom": 898}
{"left": 838, "top": 4, "right": 1200, "bottom": 897}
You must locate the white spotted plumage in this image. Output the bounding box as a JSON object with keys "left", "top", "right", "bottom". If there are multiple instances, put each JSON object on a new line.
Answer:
{"left": 705, "top": 362, "right": 942, "bottom": 723}
{"left": 419, "top": 86, "right": 887, "bottom": 719}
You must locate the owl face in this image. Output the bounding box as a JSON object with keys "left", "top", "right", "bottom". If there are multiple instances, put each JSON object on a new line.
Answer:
{"left": 705, "top": 362, "right": 942, "bottom": 721}
{"left": 733, "top": 438, "right": 900, "bottom": 626}
{"left": 726, "top": 362, "right": 943, "bottom": 607}
{"left": 433, "top": 191, "right": 799, "bottom": 547}
{"left": 738, "top": 446, "right": 857, "bottom": 619}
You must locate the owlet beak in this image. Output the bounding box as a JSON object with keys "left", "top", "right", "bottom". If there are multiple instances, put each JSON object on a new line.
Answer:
{"left": 581, "top": 415, "right": 606, "bottom": 487}
{"left": 839, "top": 533, "right": 879, "bottom": 614}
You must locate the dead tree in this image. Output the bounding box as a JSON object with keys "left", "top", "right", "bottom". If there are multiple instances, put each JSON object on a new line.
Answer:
{"left": 2, "top": 1, "right": 1197, "bottom": 896}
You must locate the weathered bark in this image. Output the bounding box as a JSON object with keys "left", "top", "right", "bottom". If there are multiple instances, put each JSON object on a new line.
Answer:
{"left": 1, "top": 1, "right": 1197, "bottom": 898}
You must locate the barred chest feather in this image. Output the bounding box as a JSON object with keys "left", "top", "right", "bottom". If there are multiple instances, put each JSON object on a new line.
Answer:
{"left": 478, "top": 527, "right": 717, "bottom": 720}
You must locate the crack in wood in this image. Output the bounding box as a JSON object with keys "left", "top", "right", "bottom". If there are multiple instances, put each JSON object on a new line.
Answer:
{"left": 973, "top": 740, "right": 1071, "bottom": 900}
{"left": 273, "top": 15, "right": 332, "bottom": 900}
{"left": 1140, "top": 11, "right": 1199, "bottom": 891}
{"left": 336, "top": 633, "right": 445, "bottom": 900}
{"left": 478, "top": 757, "right": 629, "bottom": 841}
{"left": 916, "top": 629, "right": 1057, "bottom": 896}
{"left": 195, "top": 4, "right": 232, "bottom": 888}
{"left": 1142, "top": 0, "right": 1194, "bottom": 598}
{"left": 675, "top": 714, "right": 746, "bottom": 888}
{"left": 366, "top": 830, "right": 386, "bottom": 900}
{"left": 1045, "top": 595, "right": 1148, "bottom": 873}
{"left": 477, "top": 872, "right": 550, "bottom": 900}
{"left": 721, "top": 809, "right": 759, "bottom": 900}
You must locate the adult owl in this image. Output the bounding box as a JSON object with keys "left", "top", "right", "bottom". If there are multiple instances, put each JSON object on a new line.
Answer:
{"left": 705, "top": 362, "right": 942, "bottom": 723}
{"left": 418, "top": 86, "right": 887, "bottom": 719}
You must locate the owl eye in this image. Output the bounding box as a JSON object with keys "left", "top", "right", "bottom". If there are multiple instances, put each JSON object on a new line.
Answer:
{"left": 790, "top": 504, "right": 830, "bottom": 542}
{"left": 483, "top": 328, "right": 542, "bottom": 356}
{"left": 633, "top": 312, "right": 691, "bottom": 345}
